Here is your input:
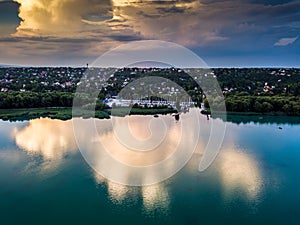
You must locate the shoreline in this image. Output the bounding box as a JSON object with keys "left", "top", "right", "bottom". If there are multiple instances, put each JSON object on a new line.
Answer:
{"left": 0, "top": 107, "right": 177, "bottom": 122}
{"left": 1, "top": 107, "right": 300, "bottom": 124}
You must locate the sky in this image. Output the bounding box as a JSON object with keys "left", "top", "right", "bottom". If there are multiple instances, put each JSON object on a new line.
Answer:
{"left": 0, "top": 0, "right": 299, "bottom": 67}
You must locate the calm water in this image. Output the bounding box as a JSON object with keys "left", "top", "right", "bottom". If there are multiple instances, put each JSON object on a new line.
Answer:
{"left": 1, "top": 112, "right": 300, "bottom": 225}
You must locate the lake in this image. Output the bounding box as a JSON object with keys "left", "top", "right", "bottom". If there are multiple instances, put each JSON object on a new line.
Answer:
{"left": 0, "top": 110, "right": 300, "bottom": 225}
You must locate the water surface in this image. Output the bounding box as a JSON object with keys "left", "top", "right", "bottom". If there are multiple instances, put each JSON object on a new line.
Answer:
{"left": 0, "top": 113, "right": 300, "bottom": 225}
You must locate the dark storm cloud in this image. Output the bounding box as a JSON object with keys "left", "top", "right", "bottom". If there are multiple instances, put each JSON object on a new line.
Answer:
{"left": 261, "top": 1, "right": 300, "bottom": 17}
{"left": 201, "top": 0, "right": 297, "bottom": 4}
{"left": 250, "top": 0, "right": 298, "bottom": 5}
{"left": 0, "top": 37, "right": 20, "bottom": 42}
{"left": 0, "top": 0, "right": 21, "bottom": 36}
{"left": 156, "top": 6, "right": 186, "bottom": 14}
{"left": 0, "top": 1, "right": 20, "bottom": 23}
{"left": 136, "top": 11, "right": 161, "bottom": 19}
{"left": 107, "top": 34, "right": 143, "bottom": 42}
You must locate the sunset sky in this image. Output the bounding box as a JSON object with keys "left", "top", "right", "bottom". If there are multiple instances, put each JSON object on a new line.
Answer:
{"left": 0, "top": 0, "right": 299, "bottom": 67}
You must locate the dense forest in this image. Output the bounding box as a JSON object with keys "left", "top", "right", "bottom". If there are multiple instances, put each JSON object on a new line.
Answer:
{"left": 0, "top": 67, "right": 300, "bottom": 116}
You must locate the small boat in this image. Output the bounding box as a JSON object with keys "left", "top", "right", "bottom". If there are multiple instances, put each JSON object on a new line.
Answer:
{"left": 153, "top": 114, "right": 159, "bottom": 118}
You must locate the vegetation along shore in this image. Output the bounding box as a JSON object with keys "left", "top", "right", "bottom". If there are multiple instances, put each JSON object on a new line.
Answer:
{"left": 1, "top": 67, "right": 300, "bottom": 121}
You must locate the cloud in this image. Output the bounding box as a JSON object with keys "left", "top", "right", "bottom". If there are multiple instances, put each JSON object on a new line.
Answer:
{"left": 106, "top": 34, "right": 143, "bottom": 42}
{"left": 10, "top": 0, "right": 300, "bottom": 46}
{"left": 0, "top": 0, "right": 20, "bottom": 36}
{"left": 0, "top": 0, "right": 298, "bottom": 66}
{"left": 11, "top": 0, "right": 231, "bottom": 45}
{"left": 107, "top": 0, "right": 300, "bottom": 47}
{"left": 274, "top": 36, "right": 299, "bottom": 46}
{"left": 111, "top": 0, "right": 229, "bottom": 46}
{"left": 13, "top": 0, "right": 112, "bottom": 37}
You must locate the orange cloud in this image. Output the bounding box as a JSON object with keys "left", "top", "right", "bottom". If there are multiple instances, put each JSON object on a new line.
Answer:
{"left": 13, "top": 0, "right": 112, "bottom": 37}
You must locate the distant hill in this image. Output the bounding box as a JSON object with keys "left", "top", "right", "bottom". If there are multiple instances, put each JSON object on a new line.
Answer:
{"left": 0, "top": 64, "right": 20, "bottom": 68}
{"left": 127, "top": 61, "right": 172, "bottom": 68}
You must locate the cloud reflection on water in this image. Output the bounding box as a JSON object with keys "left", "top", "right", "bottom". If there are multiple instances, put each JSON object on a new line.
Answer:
{"left": 218, "top": 148, "right": 262, "bottom": 200}
{"left": 12, "top": 113, "right": 263, "bottom": 209}
{"left": 94, "top": 172, "right": 170, "bottom": 214}
{"left": 14, "top": 118, "right": 77, "bottom": 159}
{"left": 98, "top": 115, "right": 181, "bottom": 166}
{"left": 72, "top": 109, "right": 201, "bottom": 185}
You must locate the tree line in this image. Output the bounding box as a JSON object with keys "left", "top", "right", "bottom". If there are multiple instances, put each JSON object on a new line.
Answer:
{"left": 208, "top": 95, "right": 300, "bottom": 116}
{"left": 0, "top": 92, "right": 74, "bottom": 108}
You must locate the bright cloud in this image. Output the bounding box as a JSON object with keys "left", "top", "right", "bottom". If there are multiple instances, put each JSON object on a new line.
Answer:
{"left": 13, "top": 0, "right": 112, "bottom": 37}
{"left": 274, "top": 36, "right": 299, "bottom": 46}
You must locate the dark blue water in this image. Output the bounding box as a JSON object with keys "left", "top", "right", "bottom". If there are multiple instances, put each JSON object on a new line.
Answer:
{"left": 0, "top": 116, "right": 300, "bottom": 225}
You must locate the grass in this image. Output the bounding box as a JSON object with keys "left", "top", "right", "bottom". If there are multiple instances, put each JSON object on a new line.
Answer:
{"left": 0, "top": 107, "right": 177, "bottom": 121}
{"left": 0, "top": 108, "right": 110, "bottom": 121}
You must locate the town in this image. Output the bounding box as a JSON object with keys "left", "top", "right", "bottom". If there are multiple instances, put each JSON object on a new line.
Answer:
{"left": 1, "top": 67, "right": 299, "bottom": 96}
{"left": 0, "top": 67, "right": 300, "bottom": 115}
